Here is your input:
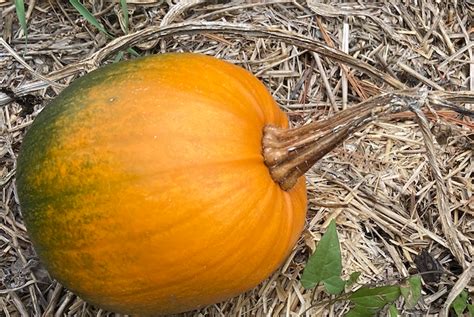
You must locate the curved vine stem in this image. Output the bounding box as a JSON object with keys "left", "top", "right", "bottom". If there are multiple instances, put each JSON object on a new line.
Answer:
{"left": 3, "top": 21, "right": 474, "bottom": 107}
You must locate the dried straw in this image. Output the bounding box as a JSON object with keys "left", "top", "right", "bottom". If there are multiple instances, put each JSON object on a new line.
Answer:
{"left": 1, "top": 1, "right": 473, "bottom": 316}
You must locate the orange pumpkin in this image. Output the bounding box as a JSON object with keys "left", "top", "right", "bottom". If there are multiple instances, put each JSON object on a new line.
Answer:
{"left": 16, "top": 53, "right": 308, "bottom": 315}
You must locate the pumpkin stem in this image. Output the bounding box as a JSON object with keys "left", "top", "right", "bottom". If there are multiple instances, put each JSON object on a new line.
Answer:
{"left": 263, "top": 93, "right": 412, "bottom": 191}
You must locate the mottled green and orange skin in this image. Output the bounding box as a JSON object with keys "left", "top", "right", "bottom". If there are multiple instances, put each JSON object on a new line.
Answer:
{"left": 16, "top": 53, "right": 307, "bottom": 315}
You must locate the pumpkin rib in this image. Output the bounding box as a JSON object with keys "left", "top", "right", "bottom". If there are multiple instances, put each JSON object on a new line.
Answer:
{"left": 215, "top": 182, "right": 290, "bottom": 281}
{"left": 112, "top": 55, "right": 269, "bottom": 127}
{"left": 21, "top": 157, "right": 266, "bottom": 207}
{"left": 128, "top": 157, "right": 266, "bottom": 177}
{"left": 43, "top": 173, "right": 286, "bottom": 311}
{"left": 280, "top": 185, "right": 302, "bottom": 251}
{"left": 172, "top": 53, "right": 270, "bottom": 124}
{"left": 201, "top": 63, "right": 269, "bottom": 123}
{"left": 24, "top": 163, "right": 277, "bottom": 258}
{"left": 140, "top": 84, "right": 266, "bottom": 129}
{"left": 39, "top": 164, "right": 277, "bottom": 257}
{"left": 79, "top": 177, "right": 284, "bottom": 299}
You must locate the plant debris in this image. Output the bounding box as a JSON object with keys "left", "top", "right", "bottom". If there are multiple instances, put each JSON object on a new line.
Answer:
{"left": 0, "top": 1, "right": 472, "bottom": 316}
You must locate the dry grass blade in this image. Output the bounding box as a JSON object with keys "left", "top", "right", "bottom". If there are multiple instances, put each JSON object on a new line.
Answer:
{"left": 439, "top": 263, "right": 473, "bottom": 317}
{"left": 305, "top": 1, "right": 381, "bottom": 17}
{"left": 315, "top": 17, "right": 369, "bottom": 102}
{"left": 159, "top": 0, "right": 206, "bottom": 50}
{"left": 410, "top": 100, "right": 469, "bottom": 269}
{"left": 307, "top": 1, "right": 406, "bottom": 45}
{"left": 160, "top": 0, "right": 206, "bottom": 26}
{"left": 0, "top": 38, "right": 63, "bottom": 87}
{"left": 312, "top": 52, "right": 337, "bottom": 111}
{"left": 397, "top": 62, "right": 444, "bottom": 91}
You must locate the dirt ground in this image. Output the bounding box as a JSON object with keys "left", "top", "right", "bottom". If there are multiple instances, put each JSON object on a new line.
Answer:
{"left": 0, "top": 1, "right": 473, "bottom": 316}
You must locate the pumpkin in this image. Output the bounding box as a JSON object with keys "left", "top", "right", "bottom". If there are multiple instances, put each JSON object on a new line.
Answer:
{"left": 16, "top": 53, "right": 309, "bottom": 315}
{"left": 17, "top": 52, "right": 405, "bottom": 315}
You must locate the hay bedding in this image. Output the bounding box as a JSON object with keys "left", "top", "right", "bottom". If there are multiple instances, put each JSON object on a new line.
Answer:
{"left": 0, "top": 0, "right": 473, "bottom": 316}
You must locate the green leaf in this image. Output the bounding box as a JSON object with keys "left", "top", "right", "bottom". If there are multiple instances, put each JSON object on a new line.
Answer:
{"left": 14, "top": 0, "right": 27, "bottom": 40}
{"left": 301, "top": 220, "right": 343, "bottom": 292}
{"left": 451, "top": 290, "right": 468, "bottom": 316}
{"left": 127, "top": 47, "right": 140, "bottom": 57}
{"left": 69, "top": 0, "right": 111, "bottom": 37}
{"left": 120, "top": 0, "right": 129, "bottom": 33}
{"left": 388, "top": 304, "right": 398, "bottom": 317}
{"left": 323, "top": 275, "right": 346, "bottom": 294}
{"left": 70, "top": 0, "right": 139, "bottom": 58}
{"left": 467, "top": 304, "right": 473, "bottom": 316}
{"left": 345, "top": 305, "right": 379, "bottom": 317}
{"left": 114, "top": 51, "right": 125, "bottom": 63}
{"left": 400, "top": 275, "right": 422, "bottom": 309}
{"left": 346, "top": 271, "right": 361, "bottom": 287}
{"left": 350, "top": 285, "right": 401, "bottom": 308}
{"left": 345, "top": 286, "right": 401, "bottom": 317}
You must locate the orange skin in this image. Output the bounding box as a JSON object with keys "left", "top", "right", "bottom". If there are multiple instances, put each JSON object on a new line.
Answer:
{"left": 16, "top": 53, "right": 307, "bottom": 315}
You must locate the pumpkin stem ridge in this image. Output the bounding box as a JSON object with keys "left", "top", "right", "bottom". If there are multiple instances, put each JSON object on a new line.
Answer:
{"left": 263, "top": 92, "right": 412, "bottom": 191}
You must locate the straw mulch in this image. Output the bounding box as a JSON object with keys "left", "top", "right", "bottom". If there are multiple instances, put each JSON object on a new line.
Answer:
{"left": 1, "top": 1, "right": 473, "bottom": 316}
